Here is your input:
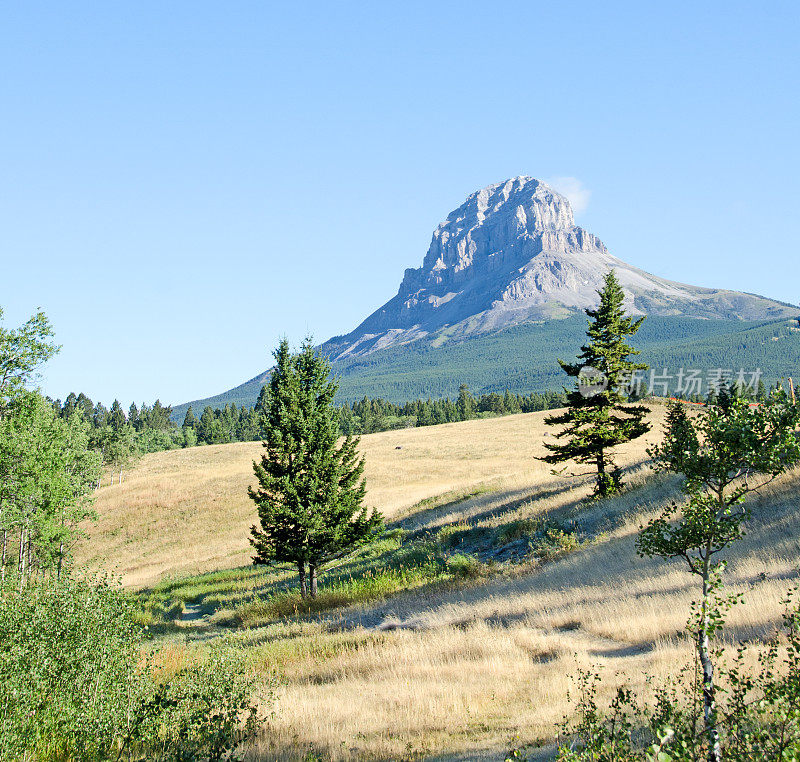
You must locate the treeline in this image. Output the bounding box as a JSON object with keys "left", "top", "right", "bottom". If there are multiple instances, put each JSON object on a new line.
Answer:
{"left": 339, "top": 386, "right": 566, "bottom": 434}
{"left": 180, "top": 386, "right": 566, "bottom": 443}
{"left": 50, "top": 393, "right": 186, "bottom": 481}
{"left": 48, "top": 386, "right": 567, "bottom": 463}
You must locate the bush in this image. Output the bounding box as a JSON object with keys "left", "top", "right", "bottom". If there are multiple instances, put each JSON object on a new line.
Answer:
{"left": 531, "top": 525, "right": 582, "bottom": 561}
{"left": 136, "top": 648, "right": 261, "bottom": 761}
{"left": 0, "top": 575, "right": 263, "bottom": 761}
{"left": 437, "top": 521, "right": 472, "bottom": 548}
{"left": 446, "top": 553, "right": 485, "bottom": 579}
{"left": 497, "top": 518, "right": 582, "bottom": 561}
{"left": 497, "top": 517, "right": 538, "bottom": 544}
{"left": 0, "top": 576, "right": 141, "bottom": 759}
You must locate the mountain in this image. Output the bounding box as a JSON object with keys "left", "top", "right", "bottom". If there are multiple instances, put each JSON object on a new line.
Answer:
{"left": 322, "top": 176, "right": 795, "bottom": 360}
{"left": 174, "top": 177, "right": 799, "bottom": 417}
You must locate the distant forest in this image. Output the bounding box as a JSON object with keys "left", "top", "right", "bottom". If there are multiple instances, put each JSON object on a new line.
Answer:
{"left": 49, "top": 387, "right": 568, "bottom": 470}
{"left": 171, "top": 315, "right": 800, "bottom": 416}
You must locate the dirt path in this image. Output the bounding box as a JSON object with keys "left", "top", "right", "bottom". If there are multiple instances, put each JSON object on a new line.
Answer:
{"left": 176, "top": 602, "right": 231, "bottom": 641}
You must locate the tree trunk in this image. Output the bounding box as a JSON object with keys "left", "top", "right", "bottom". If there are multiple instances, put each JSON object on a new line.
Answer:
{"left": 57, "top": 540, "right": 64, "bottom": 581}
{"left": 309, "top": 565, "right": 318, "bottom": 598}
{"left": 18, "top": 526, "right": 25, "bottom": 590}
{"left": 596, "top": 450, "right": 607, "bottom": 496}
{"left": 297, "top": 562, "right": 307, "bottom": 599}
{"left": 699, "top": 570, "right": 722, "bottom": 762}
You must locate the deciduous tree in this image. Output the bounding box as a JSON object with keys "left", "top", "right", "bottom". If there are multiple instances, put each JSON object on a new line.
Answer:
{"left": 638, "top": 393, "right": 800, "bottom": 762}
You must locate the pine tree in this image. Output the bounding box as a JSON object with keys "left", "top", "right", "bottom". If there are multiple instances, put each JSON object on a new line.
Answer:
{"left": 249, "top": 338, "right": 383, "bottom": 598}
{"left": 541, "top": 270, "right": 650, "bottom": 497}
{"left": 77, "top": 393, "right": 94, "bottom": 421}
{"left": 128, "top": 402, "right": 140, "bottom": 430}
{"left": 108, "top": 400, "right": 126, "bottom": 432}
{"left": 456, "top": 384, "right": 475, "bottom": 421}
{"left": 182, "top": 405, "right": 198, "bottom": 431}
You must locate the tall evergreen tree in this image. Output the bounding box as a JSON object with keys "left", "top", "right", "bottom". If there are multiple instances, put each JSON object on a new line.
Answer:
{"left": 456, "top": 384, "right": 475, "bottom": 421}
{"left": 541, "top": 270, "right": 650, "bottom": 497}
{"left": 182, "top": 405, "right": 198, "bottom": 431}
{"left": 249, "top": 338, "right": 383, "bottom": 598}
{"left": 108, "top": 399, "right": 126, "bottom": 432}
{"left": 128, "top": 402, "right": 140, "bottom": 430}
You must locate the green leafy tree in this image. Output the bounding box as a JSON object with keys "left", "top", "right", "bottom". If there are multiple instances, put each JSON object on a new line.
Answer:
{"left": 638, "top": 394, "right": 800, "bottom": 762}
{"left": 541, "top": 270, "right": 650, "bottom": 497}
{"left": 106, "top": 424, "right": 136, "bottom": 484}
{"left": 0, "top": 392, "right": 100, "bottom": 584}
{"left": 0, "top": 307, "right": 59, "bottom": 415}
{"left": 249, "top": 338, "right": 383, "bottom": 598}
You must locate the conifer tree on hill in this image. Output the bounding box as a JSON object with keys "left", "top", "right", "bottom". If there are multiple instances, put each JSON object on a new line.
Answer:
{"left": 249, "top": 338, "right": 383, "bottom": 598}
{"left": 541, "top": 270, "right": 650, "bottom": 497}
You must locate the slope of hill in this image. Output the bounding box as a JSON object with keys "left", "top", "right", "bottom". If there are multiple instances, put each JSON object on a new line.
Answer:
{"left": 77, "top": 409, "right": 800, "bottom": 761}
{"left": 80, "top": 409, "right": 643, "bottom": 587}
{"left": 175, "top": 177, "right": 798, "bottom": 416}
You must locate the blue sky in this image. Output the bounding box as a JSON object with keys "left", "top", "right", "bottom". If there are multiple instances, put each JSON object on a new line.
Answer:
{"left": 2, "top": 1, "right": 798, "bottom": 407}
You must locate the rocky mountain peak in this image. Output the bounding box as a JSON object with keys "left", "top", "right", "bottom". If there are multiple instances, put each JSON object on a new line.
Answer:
{"left": 322, "top": 177, "right": 797, "bottom": 360}
{"left": 402, "top": 176, "right": 602, "bottom": 298}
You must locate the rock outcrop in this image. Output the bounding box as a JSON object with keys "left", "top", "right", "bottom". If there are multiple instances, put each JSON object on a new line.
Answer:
{"left": 323, "top": 176, "right": 796, "bottom": 359}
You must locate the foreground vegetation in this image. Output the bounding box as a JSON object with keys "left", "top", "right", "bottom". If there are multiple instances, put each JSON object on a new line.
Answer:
{"left": 8, "top": 300, "right": 800, "bottom": 760}
{"left": 0, "top": 574, "right": 262, "bottom": 760}
{"left": 116, "top": 459, "right": 800, "bottom": 761}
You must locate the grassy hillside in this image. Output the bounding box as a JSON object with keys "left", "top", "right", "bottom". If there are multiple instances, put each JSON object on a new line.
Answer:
{"left": 173, "top": 316, "right": 800, "bottom": 417}
{"left": 78, "top": 409, "right": 665, "bottom": 587}
{"left": 78, "top": 408, "right": 800, "bottom": 760}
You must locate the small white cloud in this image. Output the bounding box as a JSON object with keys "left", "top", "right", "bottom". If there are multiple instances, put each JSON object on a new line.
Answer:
{"left": 545, "top": 176, "right": 591, "bottom": 215}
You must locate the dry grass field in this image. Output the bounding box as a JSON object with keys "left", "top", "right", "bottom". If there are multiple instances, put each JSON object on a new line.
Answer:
{"left": 76, "top": 406, "right": 800, "bottom": 761}
{"left": 76, "top": 410, "right": 665, "bottom": 588}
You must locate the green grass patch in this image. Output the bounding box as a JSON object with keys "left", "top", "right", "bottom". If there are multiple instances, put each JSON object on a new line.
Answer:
{"left": 137, "top": 531, "right": 451, "bottom": 629}
{"left": 445, "top": 553, "right": 486, "bottom": 579}
{"left": 231, "top": 564, "right": 442, "bottom": 627}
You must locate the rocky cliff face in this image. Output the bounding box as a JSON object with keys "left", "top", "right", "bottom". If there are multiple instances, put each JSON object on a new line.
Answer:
{"left": 322, "top": 176, "right": 797, "bottom": 359}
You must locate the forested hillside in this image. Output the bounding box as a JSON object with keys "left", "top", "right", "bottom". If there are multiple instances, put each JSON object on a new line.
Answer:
{"left": 174, "top": 315, "right": 800, "bottom": 416}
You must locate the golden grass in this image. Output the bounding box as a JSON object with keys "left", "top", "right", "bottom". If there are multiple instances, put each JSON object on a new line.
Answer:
{"left": 76, "top": 406, "right": 800, "bottom": 760}
{"left": 76, "top": 409, "right": 667, "bottom": 588}
{"left": 237, "top": 470, "right": 800, "bottom": 761}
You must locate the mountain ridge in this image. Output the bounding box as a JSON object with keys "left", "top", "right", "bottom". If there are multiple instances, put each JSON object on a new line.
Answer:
{"left": 173, "top": 177, "right": 799, "bottom": 417}
{"left": 320, "top": 176, "right": 796, "bottom": 361}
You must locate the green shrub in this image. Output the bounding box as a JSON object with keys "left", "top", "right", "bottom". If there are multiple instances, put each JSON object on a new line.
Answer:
{"left": 531, "top": 525, "right": 582, "bottom": 561}
{"left": 497, "top": 517, "right": 539, "bottom": 544}
{"left": 0, "top": 575, "right": 263, "bottom": 761}
{"left": 136, "top": 647, "right": 262, "bottom": 761}
{"left": 437, "top": 521, "right": 472, "bottom": 548}
{"left": 445, "top": 553, "right": 485, "bottom": 579}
